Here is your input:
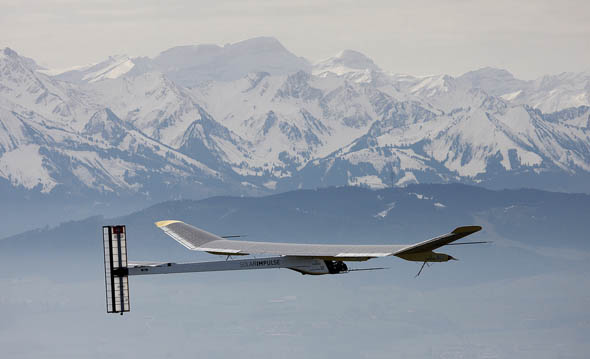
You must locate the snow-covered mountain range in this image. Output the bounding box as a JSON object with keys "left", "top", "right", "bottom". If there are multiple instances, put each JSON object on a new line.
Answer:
{"left": 1, "top": 37, "right": 590, "bottom": 202}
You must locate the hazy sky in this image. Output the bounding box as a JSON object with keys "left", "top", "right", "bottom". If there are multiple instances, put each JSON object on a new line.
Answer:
{"left": 1, "top": 0, "right": 589, "bottom": 79}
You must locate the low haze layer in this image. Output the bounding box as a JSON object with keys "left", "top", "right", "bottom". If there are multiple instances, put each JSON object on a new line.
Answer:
{"left": 2, "top": 185, "right": 589, "bottom": 358}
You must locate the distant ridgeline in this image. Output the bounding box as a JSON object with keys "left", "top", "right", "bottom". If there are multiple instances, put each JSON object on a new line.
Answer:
{"left": 3, "top": 185, "right": 589, "bottom": 262}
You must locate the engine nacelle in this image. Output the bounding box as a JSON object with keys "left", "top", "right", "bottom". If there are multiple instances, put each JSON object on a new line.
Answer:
{"left": 324, "top": 260, "right": 349, "bottom": 274}
{"left": 288, "top": 259, "right": 348, "bottom": 275}
{"left": 396, "top": 251, "right": 456, "bottom": 262}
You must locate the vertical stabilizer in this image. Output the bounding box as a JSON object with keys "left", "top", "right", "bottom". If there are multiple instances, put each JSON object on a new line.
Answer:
{"left": 102, "top": 225, "right": 130, "bottom": 315}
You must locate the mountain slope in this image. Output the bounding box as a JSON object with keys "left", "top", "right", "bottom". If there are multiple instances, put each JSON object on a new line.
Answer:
{"left": 1, "top": 40, "right": 590, "bottom": 204}
{"left": 295, "top": 91, "right": 590, "bottom": 191}
{"left": 0, "top": 48, "right": 234, "bottom": 201}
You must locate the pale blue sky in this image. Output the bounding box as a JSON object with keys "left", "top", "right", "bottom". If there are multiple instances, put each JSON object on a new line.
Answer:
{"left": 1, "top": 0, "right": 589, "bottom": 79}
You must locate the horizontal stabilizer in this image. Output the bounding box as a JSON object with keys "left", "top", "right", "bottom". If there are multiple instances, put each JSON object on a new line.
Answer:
{"left": 102, "top": 225, "right": 130, "bottom": 315}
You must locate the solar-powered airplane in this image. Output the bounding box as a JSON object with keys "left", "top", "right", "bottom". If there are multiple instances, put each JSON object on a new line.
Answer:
{"left": 102, "top": 221, "right": 484, "bottom": 314}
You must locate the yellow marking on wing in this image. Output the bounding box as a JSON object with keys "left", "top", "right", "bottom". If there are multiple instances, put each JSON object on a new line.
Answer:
{"left": 155, "top": 220, "right": 182, "bottom": 228}
{"left": 452, "top": 225, "right": 482, "bottom": 234}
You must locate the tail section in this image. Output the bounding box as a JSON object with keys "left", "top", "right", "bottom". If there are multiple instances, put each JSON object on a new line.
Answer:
{"left": 102, "top": 225, "right": 130, "bottom": 315}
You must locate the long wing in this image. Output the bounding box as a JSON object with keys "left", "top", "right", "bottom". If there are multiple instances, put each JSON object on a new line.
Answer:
{"left": 392, "top": 225, "right": 482, "bottom": 256}
{"left": 155, "top": 220, "right": 482, "bottom": 261}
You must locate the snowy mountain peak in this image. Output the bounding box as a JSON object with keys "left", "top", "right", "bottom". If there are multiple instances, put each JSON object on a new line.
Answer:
{"left": 1, "top": 47, "right": 18, "bottom": 58}
{"left": 81, "top": 55, "right": 134, "bottom": 83}
{"left": 314, "top": 49, "right": 381, "bottom": 77}
{"left": 1, "top": 47, "right": 43, "bottom": 70}
{"left": 153, "top": 37, "right": 310, "bottom": 87}
{"left": 51, "top": 54, "right": 135, "bottom": 83}
{"left": 0, "top": 48, "right": 19, "bottom": 66}
{"left": 456, "top": 67, "right": 525, "bottom": 97}
{"left": 333, "top": 50, "right": 380, "bottom": 70}
{"left": 410, "top": 74, "right": 456, "bottom": 97}
{"left": 2, "top": 39, "right": 590, "bottom": 199}
{"left": 224, "top": 36, "right": 288, "bottom": 53}
{"left": 153, "top": 44, "right": 224, "bottom": 70}
{"left": 0, "top": 45, "right": 97, "bottom": 132}
{"left": 461, "top": 67, "right": 516, "bottom": 80}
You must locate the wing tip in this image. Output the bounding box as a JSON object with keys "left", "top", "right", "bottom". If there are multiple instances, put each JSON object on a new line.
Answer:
{"left": 452, "top": 225, "right": 482, "bottom": 234}
{"left": 155, "top": 220, "right": 182, "bottom": 228}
